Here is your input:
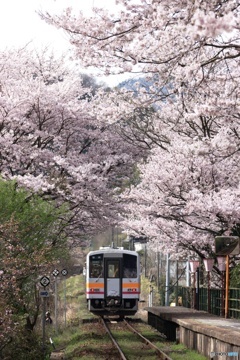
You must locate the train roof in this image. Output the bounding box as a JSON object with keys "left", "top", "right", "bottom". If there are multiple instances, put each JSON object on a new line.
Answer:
{"left": 87, "top": 247, "right": 138, "bottom": 257}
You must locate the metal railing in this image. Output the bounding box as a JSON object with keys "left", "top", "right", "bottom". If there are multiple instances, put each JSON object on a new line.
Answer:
{"left": 173, "top": 286, "right": 240, "bottom": 319}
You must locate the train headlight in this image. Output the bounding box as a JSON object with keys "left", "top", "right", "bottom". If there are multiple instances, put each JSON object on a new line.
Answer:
{"left": 95, "top": 300, "right": 99, "bottom": 305}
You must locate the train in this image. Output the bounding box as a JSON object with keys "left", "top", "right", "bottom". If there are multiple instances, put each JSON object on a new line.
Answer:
{"left": 85, "top": 246, "right": 141, "bottom": 316}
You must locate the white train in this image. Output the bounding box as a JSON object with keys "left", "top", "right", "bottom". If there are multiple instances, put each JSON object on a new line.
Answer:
{"left": 86, "top": 247, "right": 141, "bottom": 316}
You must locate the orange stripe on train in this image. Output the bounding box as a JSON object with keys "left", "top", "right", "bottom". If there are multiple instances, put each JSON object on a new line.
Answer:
{"left": 86, "top": 283, "right": 104, "bottom": 288}
{"left": 122, "top": 283, "right": 140, "bottom": 288}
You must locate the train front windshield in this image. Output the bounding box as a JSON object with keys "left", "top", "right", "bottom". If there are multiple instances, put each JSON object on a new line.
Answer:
{"left": 89, "top": 251, "right": 138, "bottom": 278}
{"left": 89, "top": 254, "right": 103, "bottom": 278}
{"left": 123, "top": 254, "right": 137, "bottom": 278}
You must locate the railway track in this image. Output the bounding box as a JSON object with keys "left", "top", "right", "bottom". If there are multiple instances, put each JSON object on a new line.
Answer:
{"left": 101, "top": 317, "right": 172, "bottom": 360}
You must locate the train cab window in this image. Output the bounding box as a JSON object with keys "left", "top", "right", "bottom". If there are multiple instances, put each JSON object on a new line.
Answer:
{"left": 107, "top": 260, "right": 120, "bottom": 278}
{"left": 123, "top": 254, "right": 137, "bottom": 278}
{"left": 89, "top": 254, "right": 103, "bottom": 278}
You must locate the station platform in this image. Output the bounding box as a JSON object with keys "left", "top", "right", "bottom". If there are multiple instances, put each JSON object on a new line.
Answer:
{"left": 145, "top": 306, "right": 240, "bottom": 359}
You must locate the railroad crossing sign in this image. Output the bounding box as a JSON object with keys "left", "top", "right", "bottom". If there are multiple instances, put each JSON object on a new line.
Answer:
{"left": 52, "top": 269, "right": 60, "bottom": 277}
{"left": 61, "top": 269, "right": 68, "bottom": 276}
{"left": 40, "top": 276, "right": 50, "bottom": 287}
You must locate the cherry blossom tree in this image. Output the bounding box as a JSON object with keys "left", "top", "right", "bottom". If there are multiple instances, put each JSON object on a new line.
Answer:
{"left": 41, "top": 0, "right": 240, "bottom": 261}
{"left": 0, "top": 47, "right": 142, "bottom": 243}
{"left": 121, "top": 132, "right": 240, "bottom": 259}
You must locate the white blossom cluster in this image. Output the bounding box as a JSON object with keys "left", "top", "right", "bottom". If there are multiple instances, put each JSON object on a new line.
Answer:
{"left": 37, "top": 0, "right": 240, "bottom": 258}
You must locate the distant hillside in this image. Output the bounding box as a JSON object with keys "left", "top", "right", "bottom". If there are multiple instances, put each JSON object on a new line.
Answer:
{"left": 118, "top": 76, "right": 171, "bottom": 103}
{"left": 118, "top": 77, "right": 152, "bottom": 92}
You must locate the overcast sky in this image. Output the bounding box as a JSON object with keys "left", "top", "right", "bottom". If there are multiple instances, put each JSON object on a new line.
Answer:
{"left": 0, "top": 0, "right": 129, "bottom": 85}
{"left": 0, "top": 0, "right": 113, "bottom": 50}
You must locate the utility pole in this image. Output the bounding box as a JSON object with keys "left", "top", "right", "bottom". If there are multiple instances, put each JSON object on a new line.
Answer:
{"left": 52, "top": 269, "right": 60, "bottom": 333}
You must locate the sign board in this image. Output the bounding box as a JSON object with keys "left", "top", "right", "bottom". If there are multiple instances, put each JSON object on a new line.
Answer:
{"left": 52, "top": 269, "right": 59, "bottom": 277}
{"left": 61, "top": 269, "right": 68, "bottom": 276}
{"left": 40, "top": 290, "right": 49, "bottom": 297}
{"left": 215, "top": 236, "right": 240, "bottom": 256}
{"left": 40, "top": 276, "right": 50, "bottom": 287}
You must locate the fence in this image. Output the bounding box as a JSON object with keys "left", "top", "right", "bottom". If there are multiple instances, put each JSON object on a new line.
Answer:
{"left": 174, "top": 286, "right": 240, "bottom": 319}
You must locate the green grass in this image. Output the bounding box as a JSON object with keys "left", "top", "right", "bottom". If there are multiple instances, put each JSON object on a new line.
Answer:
{"left": 131, "top": 322, "right": 207, "bottom": 360}
{"left": 57, "top": 275, "right": 92, "bottom": 321}
{"left": 50, "top": 275, "right": 208, "bottom": 360}
{"left": 51, "top": 323, "right": 113, "bottom": 360}
{"left": 170, "top": 348, "right": 208, "bottom": 360}
{"left": 111, "top": 327, "right": 157, "bottom": 360}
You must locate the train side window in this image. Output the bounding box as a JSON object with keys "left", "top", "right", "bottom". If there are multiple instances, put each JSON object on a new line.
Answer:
{"left": 123, "top": 254, "right": 137, "bottom": 278}
{"left": 89, "top": 254, "right": 103, "bottom": 278}
{"left": 107, "top": 261, "right": 119, "bottom": 278}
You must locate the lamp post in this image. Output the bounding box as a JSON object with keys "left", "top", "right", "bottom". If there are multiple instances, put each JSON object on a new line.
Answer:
{"left": 189, "top": 260, "right": 200, "bottom": 309}
{"left": 203, "top": 258, "right": 214, "bottom": 313}
{"left": 215, "top": 236, "right": 240, "bottom": 318}
{"left": 217, "top": 256, "right": 226, "bottom": 317}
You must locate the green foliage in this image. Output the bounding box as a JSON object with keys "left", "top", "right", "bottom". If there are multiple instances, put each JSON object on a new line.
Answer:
{"left": 0, "top": 178, "right": 70, "bottom": 358}
{"left": 230, "top": 264, "right": 240, "bottom": 288}
{"left": 1, "top": 331, "right": 50, "bottom": 360}
{"left": 141, "top": 275, "right": 161, "bottom": 305}
{"left": 120, "top": 164, "right": 142, "bottom": 189}
{"left": 0, "top": 178, "right": 66, "bottom": 253}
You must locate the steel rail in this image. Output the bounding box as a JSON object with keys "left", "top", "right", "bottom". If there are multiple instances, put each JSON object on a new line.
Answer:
{"left": 123, "top": 319, "right": 173, "bottom": 360}
{"left": 101, "top": 317, "right": 127, "bottom": 360}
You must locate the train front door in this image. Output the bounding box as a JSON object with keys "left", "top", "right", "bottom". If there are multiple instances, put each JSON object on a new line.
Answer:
{"left": 105, "top": 259, "right": 121, "bottom": 297}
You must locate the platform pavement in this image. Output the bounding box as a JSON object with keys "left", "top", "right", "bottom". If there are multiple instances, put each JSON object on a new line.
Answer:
{"left": 145, "top": 306, "right": 240, "bottom": 359}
